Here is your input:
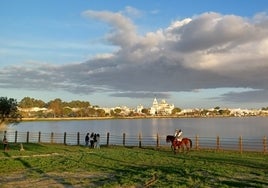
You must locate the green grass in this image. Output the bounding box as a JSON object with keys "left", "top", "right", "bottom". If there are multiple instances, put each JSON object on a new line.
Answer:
{"left": 1, "top": 143, "right": 268, "bottom": 187}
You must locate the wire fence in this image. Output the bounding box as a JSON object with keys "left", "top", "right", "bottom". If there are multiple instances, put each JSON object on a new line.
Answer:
{"left": 1, "top": 131, "right": 267, "bottom": 154}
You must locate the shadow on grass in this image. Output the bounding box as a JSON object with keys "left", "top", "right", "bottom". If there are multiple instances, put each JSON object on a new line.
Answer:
{"left": 82, "top": 147, "right": 190, "bottom": 187}
{"left": 95, "top": 147, "right": 268, "bottom": 187}
{"left": 1, "top": 145, "right": 73, "bottom": 187}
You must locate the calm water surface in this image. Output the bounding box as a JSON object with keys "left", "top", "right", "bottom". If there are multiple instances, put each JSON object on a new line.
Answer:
{"left": 5, "top": 116, "right": 268, "bottom": 138}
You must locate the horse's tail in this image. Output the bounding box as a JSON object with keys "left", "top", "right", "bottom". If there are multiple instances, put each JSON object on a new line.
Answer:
{"left": 189, "top": 138, "right": 192, "bottom": 148}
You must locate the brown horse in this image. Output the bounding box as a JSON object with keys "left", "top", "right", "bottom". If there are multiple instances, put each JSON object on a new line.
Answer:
{"left": 166, "top": 135, "right": 192, "bottom": 153}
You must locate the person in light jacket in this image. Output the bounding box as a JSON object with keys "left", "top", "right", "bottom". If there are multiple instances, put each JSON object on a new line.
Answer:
{"left": 174, "top": 129, "right": 183, "bottom": 143}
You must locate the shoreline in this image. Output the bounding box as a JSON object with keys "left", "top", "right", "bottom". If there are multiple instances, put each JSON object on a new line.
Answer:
{"left": 21, "top": 114, "right": 268, "bottom": 122}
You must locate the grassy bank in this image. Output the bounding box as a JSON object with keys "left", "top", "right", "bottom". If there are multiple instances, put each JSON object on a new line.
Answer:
{"left": 1, "top": 143, "right": 268, "bottom": 187}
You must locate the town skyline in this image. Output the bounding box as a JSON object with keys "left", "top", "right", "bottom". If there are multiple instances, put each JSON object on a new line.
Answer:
{"left": 1, "top": 1, "right": 268, "bottom": 109}
{"left": 17, "top": 96, "right": 268, "bottom": 119}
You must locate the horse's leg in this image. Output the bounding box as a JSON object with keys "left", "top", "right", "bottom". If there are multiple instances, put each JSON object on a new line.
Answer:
{"left": 173, "top": 145, "right": 177, "bottom": 154}
{"left": 171, "top": 144, "right": 175, "bottom": 152}
{"left": 185, "top": 141, "right": 190, "bottom": 152}
{"left": 181, "top": 141, "right": 188, "bottom": 153}
{"left": 178, "top": 141, "right": 182, "bottom": 153}
{"left": 173, "top": 141, "right": 178, "bottom": 154}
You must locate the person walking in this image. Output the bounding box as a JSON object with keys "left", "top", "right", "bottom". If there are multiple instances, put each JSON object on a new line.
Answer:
{"left": 85, "top": 133, "right": 90, "bottom": 146}
{"left": 3, "top": 136, "right": 8, "bottom": 152}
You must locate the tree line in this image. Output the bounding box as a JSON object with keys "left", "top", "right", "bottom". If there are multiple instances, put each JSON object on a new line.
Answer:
{"left": 18, "top": 97, "right": 107, "bottom": 118}
{"left": 1, "top": 96, "right": 182, "bottom": 120}
{"left": 2, "top": 96, "right": 268, "bottom": 126}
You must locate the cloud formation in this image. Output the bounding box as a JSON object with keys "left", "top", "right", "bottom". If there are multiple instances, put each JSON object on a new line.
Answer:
{"left": 1, "top": 10, "right": 268, "bottom": 104}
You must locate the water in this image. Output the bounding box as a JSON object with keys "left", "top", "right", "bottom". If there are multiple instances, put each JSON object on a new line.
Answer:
{"left": 2, "top": 117, "right": 268, "bottom": 150}
{"left": 5, "top": 117, "right": 268, "bottom": 137}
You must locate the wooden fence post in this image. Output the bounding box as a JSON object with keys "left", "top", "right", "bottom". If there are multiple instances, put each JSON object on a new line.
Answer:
{"left": 239, "top": 136, "right": 243, "bottom": 154}
{"left": 263, "top": 136, "right": 267, "bottom": 154}
{"left": 26, "top": 131, "right": 29, "bottom": 143}
{"left": 15, "top": 131, "right": 18, "bottom": 143}
{"left": 123, "top": 133, "right": 126, "bottom": 146}
{"left": 139, "top": 132, "right": 142, "bottom": 148}
{"left": 216, "top": 136, "right": 220, "bottom": 151}
{"left": 107, "top": 132, "right": 110, "bottom": 146}
{"left": 51, "top": 132, "right": 54, "bottom": 143}
{"left": 38, "top": 131, "right": 41, "bottom": 143}
{"left": 77, "top": 132, "right": 80, "bottom": 145}
{"left": 195, "top": 135, "right": 199, "bottom": 150}
{"left": 64, "top": 132, "right": 67, "bottom": 145}
{"left": 156, "top": 133, "right": 159, "bottom": 148}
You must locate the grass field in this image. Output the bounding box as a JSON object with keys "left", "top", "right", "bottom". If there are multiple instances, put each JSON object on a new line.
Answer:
{"left": 0, "top": 143, "right": 268, "bottom": 187}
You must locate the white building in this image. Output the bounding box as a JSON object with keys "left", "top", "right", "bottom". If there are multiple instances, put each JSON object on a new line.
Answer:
{"left": 136, "top": 104, "right": 144, "bottom": 114}
{"left": 149, "top": 98, "right": 174, "bottom": 115}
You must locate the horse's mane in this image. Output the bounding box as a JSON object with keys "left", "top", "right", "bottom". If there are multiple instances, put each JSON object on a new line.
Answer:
{"left": 166, "top": 135, "right": 175, "bottom": 143}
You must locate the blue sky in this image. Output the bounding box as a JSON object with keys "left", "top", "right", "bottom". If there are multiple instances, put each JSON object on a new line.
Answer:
{"left": 1, "top": 0, "right": 268, "bottom": 109}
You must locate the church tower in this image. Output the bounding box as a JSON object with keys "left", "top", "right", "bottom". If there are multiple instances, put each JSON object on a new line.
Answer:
{"left": 150, "top": 97, "right": 159, "bottom": 115}
{"left": 152, "top": 97, "right": 158, "bottom": 108}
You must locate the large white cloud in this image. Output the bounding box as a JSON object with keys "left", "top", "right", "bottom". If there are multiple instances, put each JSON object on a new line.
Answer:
{"left": 1, "top": 10, "right": 268, "bottom": 104}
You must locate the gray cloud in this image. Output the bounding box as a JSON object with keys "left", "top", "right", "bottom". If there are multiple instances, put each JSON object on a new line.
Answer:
{"left": 1, "top": 10, "right": 268, "bottom": 104}
{"left": 110, "top": 92, "right": 170, "bottom": 99}
{"left": 221, "top": 90, "right": 268, "bottom": 103}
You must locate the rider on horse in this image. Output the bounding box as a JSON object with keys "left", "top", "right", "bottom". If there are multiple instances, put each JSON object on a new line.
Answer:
{"left": 174, "top": 129, "right": 183, "bottom": 146}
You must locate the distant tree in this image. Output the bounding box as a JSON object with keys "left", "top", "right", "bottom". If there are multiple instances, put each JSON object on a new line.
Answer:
{"left": 114, "top": 108, "right": 122, "bottom": 114}
{"left": 19, "top": 97, "right": 46, "bottom": 108}
{"left": 200, "top": 109, "right": 209, "bottom": 116}
{"left": 141, "top": 108, "right": 149, "bottom": 115}
{"left": 0, "top": 97, "right": 21, "bottom": 126}
{"left": 172, "top": 107, "right": 182, "bottom": 115}
{"left": 110, "top": 109, "right": 115, "bottom": 116}
{"left": 47, "top": 98, "right": 63, "bottom": 118}
{"left": 87, "top": 107, "right": 97, "bottom": 117}
{"left": 96, "top": 109, "right": 106, "bottom": 117}
{"left": 76, "top": 108, "right": 87, "bottom": 117}
{"left": 219, "top": 109, "right": 231, "bottom": 116}
{"left": 67, "top": 100, "right": 90, "bottom": 108}
{"left": 62, "top": 107, "right": 74, "bottom": 117}
{"left": 262, "top": 107, "right": 268, "bottom": 110}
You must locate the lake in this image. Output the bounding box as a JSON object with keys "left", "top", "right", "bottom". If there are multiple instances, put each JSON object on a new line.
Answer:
{"left": 2, "top": 117, "right": 268, "bottom": 150}
{"left": 5, "top": 116, "right": 268, "bottom": 137}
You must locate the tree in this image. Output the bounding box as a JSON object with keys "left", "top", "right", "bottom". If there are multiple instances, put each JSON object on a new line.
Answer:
{"left": 141, "top": 108, "right": 149, "bottom": 115}
{"left": 0, "top": 97, "right": 21, "bottom": 126}
{"left": 172, "top": 107, "right": 182, "bottom": 115}
{"left": 96, "top": 109, "right": 106, "bottom": 117}
{"left": 47, "top": 98, "right": 63, "bottom": 118}
{"left": 19, "top": 97, "right": 46, "bottom": 108}
{"left": 114, "top": 108, "right": 122, "bottom": 115}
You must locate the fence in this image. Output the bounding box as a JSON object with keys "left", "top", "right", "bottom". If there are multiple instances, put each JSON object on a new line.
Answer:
{"left": 1, "top": 131, "right": 267, "bottom": 154}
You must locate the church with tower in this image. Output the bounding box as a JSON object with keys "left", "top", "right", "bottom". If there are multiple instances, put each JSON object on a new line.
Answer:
{"left": 149, "top": 97, "right": 175, "bottom": 115}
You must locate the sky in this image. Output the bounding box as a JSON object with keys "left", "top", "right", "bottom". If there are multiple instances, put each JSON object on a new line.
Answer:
{"left": 1, "top": 0, "right": 268, "bottom": 109}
